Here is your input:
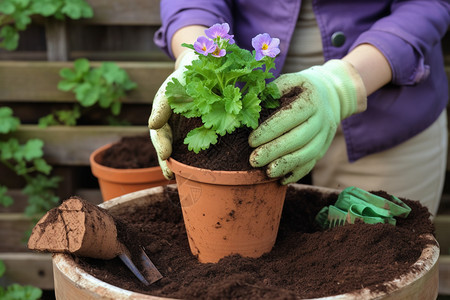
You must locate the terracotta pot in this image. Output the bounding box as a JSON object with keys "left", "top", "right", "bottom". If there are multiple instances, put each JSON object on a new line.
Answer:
{"left": 90, "top": 143, "right": 172, "bottom": 201}
{"left": 166, "top": 158, "right": 288, "bottom": 263}
{"left": 52, "top": 185, "right": 440, "bottom": 300}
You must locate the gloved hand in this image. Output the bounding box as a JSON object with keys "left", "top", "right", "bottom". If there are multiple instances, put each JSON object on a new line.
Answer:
{"left": 148, "top": 50, "right": 198, "bottom": 179}
{"left": 249, "top": 59, "right": 367, "bottom": 185}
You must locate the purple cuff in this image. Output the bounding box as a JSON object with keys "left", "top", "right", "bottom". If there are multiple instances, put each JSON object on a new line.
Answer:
{"left": 154, "top": 8, "right": 230, "bottom": 60}
{"left": 350, "top": 30, "right": 430, "bottom": 86}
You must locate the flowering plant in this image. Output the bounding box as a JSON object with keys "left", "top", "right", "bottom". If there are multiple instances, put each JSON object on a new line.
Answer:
{"left": 165, "top": 23, "right": 281, "bottom": 153}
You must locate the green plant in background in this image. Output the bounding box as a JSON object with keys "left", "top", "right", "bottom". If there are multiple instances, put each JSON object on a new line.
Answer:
{"left": 38, "top": 58, "right": 138, "bottom": 127}
{"left": 0, "top": 0, "right": 93, "bottom": 51}
{"left": 0, "top": 260, "right": 42, "bottom": 300}
{"left": 0, "top": 107, "right": 60, "bottom": 224}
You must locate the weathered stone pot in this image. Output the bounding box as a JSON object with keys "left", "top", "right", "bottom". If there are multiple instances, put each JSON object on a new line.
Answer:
{"left": 52, "top": 185, "right": 440, "bottom": 300}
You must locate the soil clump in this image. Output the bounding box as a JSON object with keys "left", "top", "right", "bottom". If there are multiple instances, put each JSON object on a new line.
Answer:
{"left": 75, "top": 186, "right": 436, "bottom": 299}
{"left": 28, "top": 197, "right": 122, "bottom": 259}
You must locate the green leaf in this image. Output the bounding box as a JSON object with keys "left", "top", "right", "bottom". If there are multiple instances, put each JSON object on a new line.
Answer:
{"left": 59, "top": 67, "right": 77, "bottom": 81}
{"left": 202, "top": 102, "right": 241, "bottom": 136}
{"left": 57, "top": 79, "right": 77, "bottom": 91}
{"left": 0, "top": 107, "right": 20, "bottom": 134}
{"left": 73, "top": 58, "right": 90, "bottom": 75}
{"left": 38, "top": 114, "right": 57, "bottom": 128}
{"left": 85, "top": 67, "right": 102, "bottom": 83}
{"left": 0, "top": 186, "right": 14, "bottom": 207}
{"left": 23, "top": 139, "right": 44, "bottom": 161}
{"left": 0, "top": 139, "right": 19, "bottom": 161}
{"left": 223, "top": 85, "right": 242, "bottom": 114}
{"left": 110, "top": 101, "right": 121, "bottom": 116}
{"left": 185, "top": 58, "right": 216, "bottom": 88}
{"left": 54, "top": 106, "right": 80, "bottom": 126}
{"left": 12, "top": 11, "right": 32, "bottom": 30}
{"left": 33, "top": 158, "right": 52, "bottom": 175}
{"left": 261, "top": 81, "right": 281, "bottom": 109}
{"left": 166, "top": 78, "right": 198, "bottom": 117}
{"left": 123, "top": 80, "right": 137, "bottom": 91}
{"left": 61, "top": 0, "right": 93, "bottom": 19}
{"left": 13, "top": 0, "right": 31, "bottom": 7}
{"left": 239, "top": 93, "right": 261, "bottom": 129}
{"left": 4, "top": 283, "right": 42, "bottom": 300}
{"left": 0, "top": 2, "right": 15, "bottom": 14}
{"left": 0, "top": 26, "right": 19, "bottom": 51}
{"left": 100, "top": 62, "right": 124, "bottom": 84}
{"left": 74, "top": 83, "right": 95, "bottom": 106}
{"left": 30, "top": 0, "right": 59, "bottom": 16}
{"left": 184, "top": 126, "right": 218, "bottom": 153}
{"left": 0, "top": 260, "right": 5, "bottom": 277}
{"left": 185, "top": 80, "right": 221, "bottom": 115}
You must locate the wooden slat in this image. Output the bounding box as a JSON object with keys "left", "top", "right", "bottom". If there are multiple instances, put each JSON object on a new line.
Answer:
{"left": 70, "top": 50, "right": 171, "bottom": 62}
{"left": 75, "top": 0, "right": 161, "bottom": 26}
{"left": 7, "top": 125, "right": 150, "bottom": 166}
{"left": 74, "top": 189, "right": 103, "bottom": 205}
{"left": 0, "top": 253, "right": 53, "bottom": 290}
{"left": 0, "top": 213, "right": 32, "bottom": 252}
{"left": 45, "top": 19, "right": 68, "bottom": 61}
{"left": 434, "top": 214, "right": 450, "bottom": 295}
{"left": 435, "top": 214, "right": 450, "bottom": 255}
{"left": 440, "top": 255, "right": 450, "bottom": 295}
{"left": 0, "top": 60, "right": 173, "bottom": 103}
{"left": 0, "top": 190, "right": 28, "bottom": 213}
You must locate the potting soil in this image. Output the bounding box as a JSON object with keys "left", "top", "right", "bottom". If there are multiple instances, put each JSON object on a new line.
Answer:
{"left": 101, "top": 135, "right": 159, "bottom": 169}
{"left": 75, "top": 186, "right": 436, "bottom": 299}
{"left": 170, "top": 86, "right": 303, "bottom": 171}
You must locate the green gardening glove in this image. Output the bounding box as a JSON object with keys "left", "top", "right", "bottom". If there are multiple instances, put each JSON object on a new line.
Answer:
{"left": 249, "top": 59, "right": 367, "bottom": 184}
{"left": 148, "top": 50, "right": 198, "bottom": 180}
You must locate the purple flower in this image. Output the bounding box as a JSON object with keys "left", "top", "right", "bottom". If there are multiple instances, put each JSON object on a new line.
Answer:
{"left": 252, "top": 33, "right": 280, "bottom": 61}
{"left": 211, "top": 46, "right": 226, "bottom": 58}
{"left": 205, "top": 23, "right": 235, "bottom": 44}
{"left": 194, "top": 36, "right": 216, "bottom": 56}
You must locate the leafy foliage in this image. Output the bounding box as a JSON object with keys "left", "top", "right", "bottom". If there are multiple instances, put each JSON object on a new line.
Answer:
{"left": 0, "top": 260, "right": 42, "bottom": 300}
{"left": 0, "top": 107, "right": 60, "bottom": 223}
{"left": 39, "top": 58, "right": 137, "bottom": 127}
{"left": 0, "top": 0, "right": 93, "bottom": 51}
{"left": 166, "top": 42, "right": 280, "bottom": 153}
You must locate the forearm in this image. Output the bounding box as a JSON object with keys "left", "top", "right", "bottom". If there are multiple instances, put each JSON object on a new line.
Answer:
{"left": 171, "top": 25, "right": 208, "bottom": 59}
{"left": 342, "top": 44, "right": 392, "bottom": 96}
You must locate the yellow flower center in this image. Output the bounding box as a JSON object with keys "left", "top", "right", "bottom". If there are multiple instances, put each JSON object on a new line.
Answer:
{"left": 202, "top": 46, "right": 207, "bottom": 51}
{"left": 262, "top": 43, "right": 269, "bottom": 50}
{"left": 212, "top": 47, "right": 220, "bottom": 56}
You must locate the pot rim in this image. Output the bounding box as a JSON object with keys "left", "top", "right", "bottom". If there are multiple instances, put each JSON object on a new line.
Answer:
{"left": 52, "top": 184, "right": 440, "bottom": 300}
{"left": 166, "top": 157, "right": 276, "bottom": 185}
{"left": 90, "top": 143, "right": 164, "bottom": 183}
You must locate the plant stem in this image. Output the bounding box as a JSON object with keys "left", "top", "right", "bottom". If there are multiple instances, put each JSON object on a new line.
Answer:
{"left": 215, "top": 72, "right": 225, "bottom": 93}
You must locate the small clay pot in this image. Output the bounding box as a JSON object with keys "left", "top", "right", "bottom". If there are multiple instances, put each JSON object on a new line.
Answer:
{"left": 90, "top": 143, "right": 172, "bottom": 201}
{"left": 166, "top": 157, "right": 288, "bottom": 263}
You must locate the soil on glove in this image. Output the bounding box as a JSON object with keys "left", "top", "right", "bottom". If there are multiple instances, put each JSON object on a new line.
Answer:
{"left": 75, "top": 186, "right": 436, "bottom": 299}
{"left": 100, "top": 135, "right": 159, "bottom": 169}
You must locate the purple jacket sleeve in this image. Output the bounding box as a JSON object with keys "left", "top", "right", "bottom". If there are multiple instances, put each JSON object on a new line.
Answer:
{"left": 350, "top": 0, "right": 450, "bottom": 86}
{"left": 154, "top": 0, "right": 233, "bottom": 59}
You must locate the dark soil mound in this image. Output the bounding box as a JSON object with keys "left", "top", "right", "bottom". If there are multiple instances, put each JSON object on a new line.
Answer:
{"left": 170, "top": 88, "right": 300, "bottom": 171}
{"left": 101, "top": 135, "right": 159, "bottom": 169}
{"left": 75, "top": 186, "right": 435, "bottom": 299}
